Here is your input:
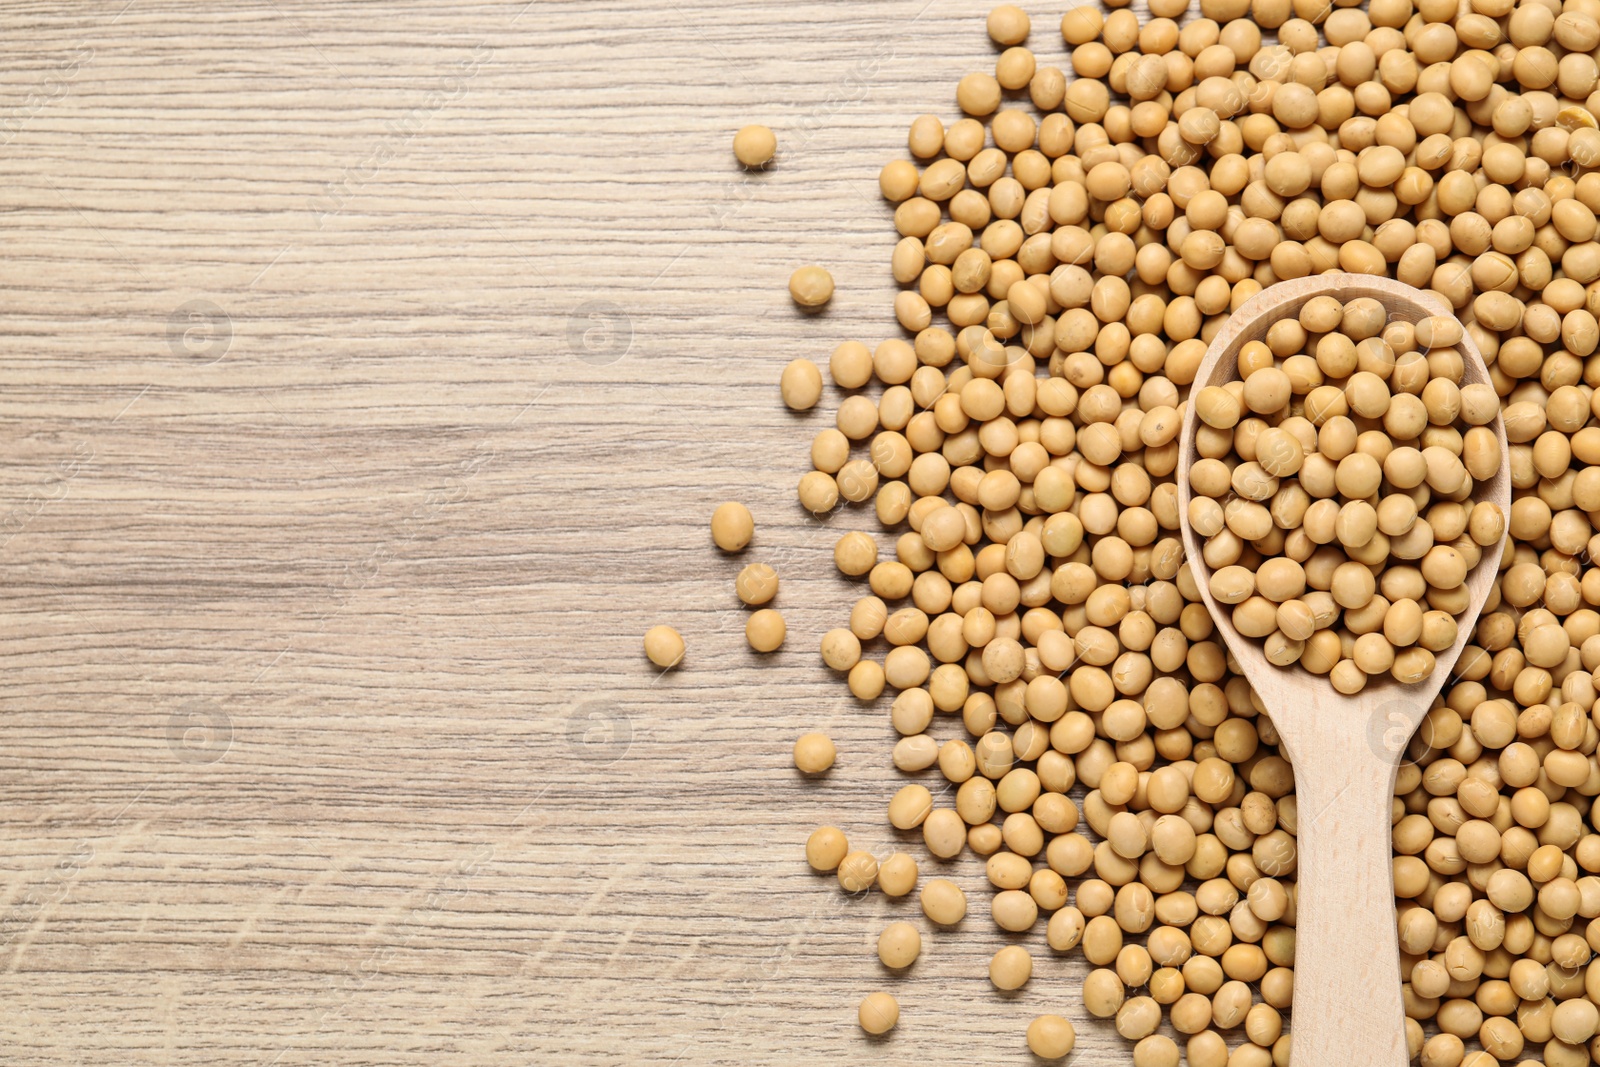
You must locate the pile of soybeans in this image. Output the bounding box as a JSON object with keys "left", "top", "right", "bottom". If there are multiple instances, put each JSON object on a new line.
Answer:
{"left": 674, "top": 0, "right": 1600, "bottom": 1062}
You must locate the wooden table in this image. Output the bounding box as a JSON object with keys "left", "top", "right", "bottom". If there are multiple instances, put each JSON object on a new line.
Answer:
{"left": 0, "top": 2, "right": 1124, "bottom": 1062}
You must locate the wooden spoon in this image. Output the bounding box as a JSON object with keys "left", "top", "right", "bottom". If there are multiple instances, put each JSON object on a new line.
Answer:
{"left": 1175, "top": 273, "right": 1511, "bottom": 1065}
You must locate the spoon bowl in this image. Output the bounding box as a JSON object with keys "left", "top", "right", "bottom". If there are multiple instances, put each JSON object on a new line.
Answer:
{"left": 1175, "top": 273, "right": 1510, "bottom": 1066}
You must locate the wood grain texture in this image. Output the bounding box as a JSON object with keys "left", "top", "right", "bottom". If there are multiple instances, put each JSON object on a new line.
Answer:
{"left": 1175, "top": 274, "right": 1512, "bottom": 1067}
{"left": 0, "top": 1, "right": 1176, "bottom": 1064}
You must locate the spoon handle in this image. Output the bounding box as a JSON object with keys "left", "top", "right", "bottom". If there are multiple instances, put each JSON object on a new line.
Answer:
{"left": 1289, "top": 746, "right": 1407, "bottom": 1065}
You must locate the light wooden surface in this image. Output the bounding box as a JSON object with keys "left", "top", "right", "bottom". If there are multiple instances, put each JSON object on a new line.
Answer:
{"left": 0, "top": 1, "right": 1169, "bottom": 1064}
{"left": 1175, "top": 274, "right": 1512, "bottom": 1067}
